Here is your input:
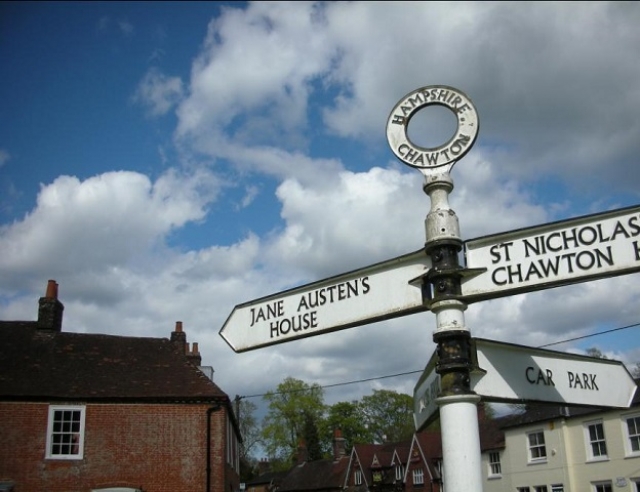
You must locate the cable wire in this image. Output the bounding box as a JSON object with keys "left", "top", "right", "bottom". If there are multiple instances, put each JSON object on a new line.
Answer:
{"left": 240, "top": 321, "right": 639, "bottom": 400}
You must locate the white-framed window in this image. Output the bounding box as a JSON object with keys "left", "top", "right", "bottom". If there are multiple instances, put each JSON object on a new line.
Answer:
{"left": 527, "top": 430, "right": 547, "bottom": 462}
{"left": 354, "top": 469, "right": 363, "bottom": 485}
{"left": 551, "top": 484, "right": 564, "bottom": 492}
{"left": 517, "top": 487, "right": 531, "bottom": 492}
{"left": 534, "top": 486, "right": 548, "bottom": 492}
{"left": 92, "top": 489, "right": 142, "bottom": 492}
{"left": 624, "top": 414, "right": 640, "bottom": 456}
{"left": 632, "top": 478, "right": 640, "bottom": 492}
{"left": 395, "top": 463, "right": 404, "bottom": 481}
{"left": 45, "top": 405, "right": 86, "bottom": 460}
{"left": 413, "top": 468, "right": 424, "bottom": 485}
{"left": 592, "top": 481, "right": 612, "bottom": 492}
{"left": 488, "top": 451, "right": 501, "bottom": 477}
{"left": 585, "top": 420, "right": 607, "bottom": 460}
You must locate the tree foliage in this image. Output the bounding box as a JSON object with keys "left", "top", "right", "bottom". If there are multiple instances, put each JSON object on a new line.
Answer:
{"left": 360, "top": 389, "right": 414, "bottom": 443}
{"left": 261, "top": 377, "right": 325, "bottom": 465}
{"left": 323, "top": 400, "right": 373, "bottom": 452}
{"left": 302, "top": 410, "right": 324, "bottom": 460}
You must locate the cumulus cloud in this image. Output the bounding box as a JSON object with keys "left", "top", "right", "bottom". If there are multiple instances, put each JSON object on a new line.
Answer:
{"left": 0, "top": 168, "right": 220, "bottom": 294}
{"left": 176, "top": 2, "right": 640, "bottom": 194}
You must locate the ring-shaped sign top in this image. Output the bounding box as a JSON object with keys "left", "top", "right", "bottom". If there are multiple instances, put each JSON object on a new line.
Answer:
{"left": 386, "top": 85, "right": 479, "bottom": 170}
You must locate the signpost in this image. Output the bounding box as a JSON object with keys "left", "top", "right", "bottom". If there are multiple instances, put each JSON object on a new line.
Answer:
{"left": 462, "top": 205, "right": 640, "bottom": 302}
{"left": 219, "top": 249, "right": 430, "bottom": 352}
{"left": 413, "top": 349, "right": 440, "bottom": 431}
{"left": 413, "top": 338, "right": 639, "bottom": 433}
{"left": 220, "top": 83, "right": 640, "bottom": 492}
{"left": 470, "top": 338, "right": 637, "bottom": 408}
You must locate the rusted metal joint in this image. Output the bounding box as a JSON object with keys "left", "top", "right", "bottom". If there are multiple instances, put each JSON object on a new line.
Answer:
{"left": 424, "top": 243, "right": 464, "bottom": 303}
{"left": 434, "top": 329, "right": 472, "bottom": 396}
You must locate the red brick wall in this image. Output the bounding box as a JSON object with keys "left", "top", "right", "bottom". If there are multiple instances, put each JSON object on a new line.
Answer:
{"left": 0, "top": 401, "right": 238, "bottom": 492}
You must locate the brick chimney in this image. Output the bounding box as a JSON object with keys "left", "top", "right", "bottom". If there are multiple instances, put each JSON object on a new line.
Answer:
{"left": 170, "top": 321, "right": 187, "bottom": 354}
{"left": 332, "top": 428, "right": 346, "bottom": 460}
{"left": 187, "top": 342, "right": 202, "bottom": 366}
{"left": 257, "top": 458, "right": 270, "bottom": 475}
{"left": 38, "top": 280, "right": 64, "bottom": 332}
{"left": 171, "top": 322, "right": 203, "bottom": 366}
{"left": 296, "top": 438, "right": 308, "bottom": 464}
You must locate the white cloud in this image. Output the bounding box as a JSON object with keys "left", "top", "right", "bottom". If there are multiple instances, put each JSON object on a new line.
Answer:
{"left": 175, "top": 2, "right": 338, "bottom": 145}
{"left": 0, "top": 168, "right": 220, "bottom": 292}
{"left": 175, "top": 2, "right": 640, "bottom": 195}
{"left": 133, "top": 68, "right": 184, "bottom": 117}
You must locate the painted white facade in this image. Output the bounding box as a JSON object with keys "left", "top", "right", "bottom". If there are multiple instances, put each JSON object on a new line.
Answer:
{"left": 482, "top": 402, "right": 640, "bottom": 492}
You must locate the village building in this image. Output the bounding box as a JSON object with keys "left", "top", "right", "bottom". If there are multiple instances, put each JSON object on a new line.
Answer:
{"left": 0, "top": 280, "right": 241, "bottom": 492}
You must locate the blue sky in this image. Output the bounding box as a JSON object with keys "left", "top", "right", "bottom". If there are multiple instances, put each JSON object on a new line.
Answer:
{"left": 2, "top": 1, "right": 640, "bottom": 412}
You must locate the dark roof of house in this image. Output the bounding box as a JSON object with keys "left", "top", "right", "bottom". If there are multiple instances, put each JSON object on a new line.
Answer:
{"left": 0, "top": 322, "right": 228, "bottom": 403}
{"left": 278, "top": 456, "right": 349, "bottom": 492}
{"left": 245, "top": 470, "right": 289, "bottom": 487}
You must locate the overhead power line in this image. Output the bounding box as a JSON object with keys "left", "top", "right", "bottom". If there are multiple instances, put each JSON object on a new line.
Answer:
{"left": 538, "top": 322, "right": 640, "bottom": 348}
{"left": 240, "top": 321, "right": 640, "bottom": 400}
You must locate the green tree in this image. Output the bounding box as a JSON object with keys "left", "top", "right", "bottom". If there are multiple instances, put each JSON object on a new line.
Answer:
{"left": 323, "top": 400, "right": 373, "bottom": 452}
{"left": 261, "top": 377, "right": 325, "bottom": 467}
{"left": 302, "top": 410, "right": 323, "bottom": 460}
{"left": 360, "top": 389, "right": 414, "bottom": 443}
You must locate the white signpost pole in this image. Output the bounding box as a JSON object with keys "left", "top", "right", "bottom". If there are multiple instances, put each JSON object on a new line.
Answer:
{"left": 387, "top": 85, "right": 482, "bottom": 492}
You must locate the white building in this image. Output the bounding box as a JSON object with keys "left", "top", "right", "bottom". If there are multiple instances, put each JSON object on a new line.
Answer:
{"left": 482, "top": 381, "right": 640, "bottom": 492}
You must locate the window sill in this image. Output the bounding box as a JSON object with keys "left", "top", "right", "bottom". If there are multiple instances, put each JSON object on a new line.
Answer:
{"left": 585, "top": 456, "right": 609, "bottom": 463}
{"left": 527, "top": 459, "right": 548, "bottom": 466}
{"left": 488, "top": 475, "right": 502, "bottom": 480}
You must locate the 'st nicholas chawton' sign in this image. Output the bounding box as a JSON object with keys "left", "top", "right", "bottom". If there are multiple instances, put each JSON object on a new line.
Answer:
{"left": 461, "top": 205, "right": 640, "bottom": 301}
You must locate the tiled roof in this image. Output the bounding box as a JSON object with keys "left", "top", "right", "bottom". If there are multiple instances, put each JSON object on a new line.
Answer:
{"left": 0, "top": 322, "right": 228, "bottom": 402}
{"left": 278, "top": 456, "right": 349, "bottom": 492}
{"left": 245, "top": 470, "right": 288, "bottom": 486}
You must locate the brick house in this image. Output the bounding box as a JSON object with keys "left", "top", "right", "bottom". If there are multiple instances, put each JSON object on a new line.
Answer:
{"left": 341, "top": 405, "right": 502, "bottom": 492}
{"left": 344, "top": 435, "right": 438, "bottom": 492}
{"left": 0, "top": 280, "right": 241, "bottom": 492}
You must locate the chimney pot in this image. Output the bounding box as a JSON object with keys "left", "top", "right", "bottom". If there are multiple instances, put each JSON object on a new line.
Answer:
{"left": 171, "top": 321, "right": 187, "bottom": 351}
{"left": 38, "top": 280, "right": 64, "bottom": 331}
{"left": 45, "top": 280, "right": 58, "bottom": 299}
